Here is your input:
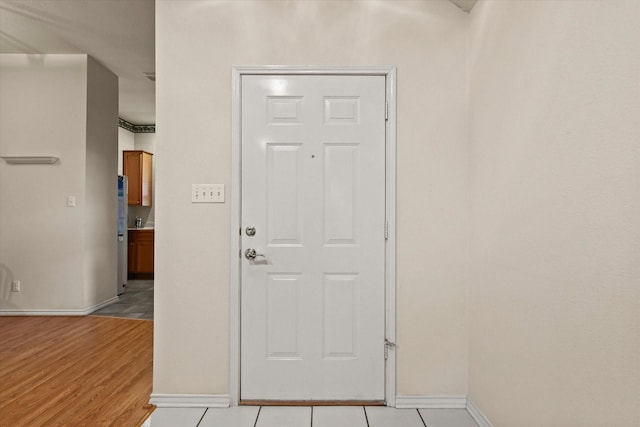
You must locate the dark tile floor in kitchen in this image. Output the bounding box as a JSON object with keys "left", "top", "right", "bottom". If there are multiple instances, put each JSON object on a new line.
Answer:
{"left": 91, "top": 280, "right": 153, "bottom": 320}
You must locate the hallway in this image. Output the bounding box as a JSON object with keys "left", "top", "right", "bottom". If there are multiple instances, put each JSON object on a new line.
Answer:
{"left": 92, "top": 279, "right": 154, "bottom": 320}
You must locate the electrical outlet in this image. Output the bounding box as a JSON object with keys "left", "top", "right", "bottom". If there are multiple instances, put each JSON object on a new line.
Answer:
{"left": 11, "top": 280, "right": 20, "bottom": 292}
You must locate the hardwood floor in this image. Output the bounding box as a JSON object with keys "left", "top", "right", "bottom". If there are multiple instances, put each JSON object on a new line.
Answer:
{"left": 0, "top": 316, "right": 154, "bottom": 427}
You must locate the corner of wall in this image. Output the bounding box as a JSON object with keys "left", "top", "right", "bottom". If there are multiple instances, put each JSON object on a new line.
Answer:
{"left": 84, "top": 56, "right": 119, "bottom": 308}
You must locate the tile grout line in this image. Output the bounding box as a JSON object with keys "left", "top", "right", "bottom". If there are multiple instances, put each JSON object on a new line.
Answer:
{"left": 363, "top": 406, "right": 370, "bottom": 427}
{"left": 416, "top": 408, "right": 428, "bottom": 427}
{"left": 195, "top": 408, "right": 208, "bottom": 427}
{"left": 253, "top": 406, "right": 262, "bottom": 427}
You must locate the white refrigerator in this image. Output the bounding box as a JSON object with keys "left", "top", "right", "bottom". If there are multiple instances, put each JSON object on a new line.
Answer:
{"left": 117, "top": 175, "right": 128, "bottom": 295}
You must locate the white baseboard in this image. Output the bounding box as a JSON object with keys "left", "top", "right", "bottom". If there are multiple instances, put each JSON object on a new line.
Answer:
{"left": 0, "top": 309, "right": 87, "bottom": 316}
{"left": 150, "top": 394, "right": 230, "bottom": 408}
{"left": 0, "top": 296, "right": 119, "bottom": 316}
{"left": 395, "top": 395, "right": 468, "bottom": 409}
{"left": 466, "top": 397, "right": 493, "bottom": 427}
{"left": 87, "top": 296, "right": 120, "bottom": 313}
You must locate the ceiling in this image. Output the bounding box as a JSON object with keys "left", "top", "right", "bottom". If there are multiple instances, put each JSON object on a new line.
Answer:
{"left": 0, "top": 0, "right": 155, "bottom": 125}
{"left": 0, "top": 0, "right": 476, "bottom": 126}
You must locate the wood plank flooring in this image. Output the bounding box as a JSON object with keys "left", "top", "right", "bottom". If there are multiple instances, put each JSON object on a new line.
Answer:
{"left": 0, "top": 316, "right": 154, "bottom": 427}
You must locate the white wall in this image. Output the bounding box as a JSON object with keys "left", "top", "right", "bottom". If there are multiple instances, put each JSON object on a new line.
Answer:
{"left": 468, "top": 1, "right": 640, "bottom": 425}
{"left": 134, "top": 132, "right": 156, "bottom": 154}
{"left": 117, "top": 127, "right": 135, "bottom": 175}
{"left": 155, "top": 0, "right": 470, "bottom": 397}
{"left": 0, "top": 54, "right": 119, "bottom": 313}
{"left": 0, "top": 54, "right": 87, "bottom": 311}
{"left": 85, "top": 56, "right": 118, "bottom": 307}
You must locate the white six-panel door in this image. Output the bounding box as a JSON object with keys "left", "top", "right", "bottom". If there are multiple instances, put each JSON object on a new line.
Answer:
{"left": 240, "top": 75, "right": 386, "bottom": 400}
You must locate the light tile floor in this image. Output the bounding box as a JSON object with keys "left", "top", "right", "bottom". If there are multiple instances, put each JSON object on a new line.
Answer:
{"left": 147, "top": 406, "right": 479, "bottom": 427}
{"left": 92, "top": 279, "right": 154, "bottom": 320}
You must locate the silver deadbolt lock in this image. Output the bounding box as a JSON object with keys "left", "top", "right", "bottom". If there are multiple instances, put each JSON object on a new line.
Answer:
{"left": 245, "top": 226, "right": 256, "bottom": 236}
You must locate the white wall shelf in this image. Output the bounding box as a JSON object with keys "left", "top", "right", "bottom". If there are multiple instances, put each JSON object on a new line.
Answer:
{"left": 1, "top": 156, "right": 59, "bottom": 164}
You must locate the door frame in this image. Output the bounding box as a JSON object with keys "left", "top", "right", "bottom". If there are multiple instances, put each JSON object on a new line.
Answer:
{"left": 230, "top": 66, "right": 397, "bottom": 406}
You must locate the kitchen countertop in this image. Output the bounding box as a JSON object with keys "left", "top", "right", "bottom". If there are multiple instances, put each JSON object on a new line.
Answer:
{"left": 128, "top": 227, "right": 154, "bottom": 230}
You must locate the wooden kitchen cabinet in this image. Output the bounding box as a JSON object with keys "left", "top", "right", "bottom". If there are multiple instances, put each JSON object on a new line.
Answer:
{"left": 128, "top": 229, "right": 154, "bottom": 279}
{"left": 123, "top": 150, "right": 153, "bottom": 206}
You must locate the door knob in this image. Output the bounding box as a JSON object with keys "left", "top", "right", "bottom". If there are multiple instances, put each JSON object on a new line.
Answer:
{"left": 244, "top": 248, "right": 265, "bottom": 260}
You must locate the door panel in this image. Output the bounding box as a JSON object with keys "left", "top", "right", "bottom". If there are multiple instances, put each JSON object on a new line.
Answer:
{"left": 323, "top": 273, "right": 359, "bottom": 358}
{"left": 241, "top": 74, "right": 386, "bottom": 400}
{"left": 267, "top": 274, "right": 302, "bottom": 359}
{"left": 324, "top": 144, "right": 359, "bottom": 245}
{"left": 266, "top": 144, "right": 304, "bottom": 245}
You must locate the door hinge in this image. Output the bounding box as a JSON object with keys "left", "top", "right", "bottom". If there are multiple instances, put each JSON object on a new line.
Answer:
{"left": 384, "top": 221, "right": 389, "bottom": 240}
{"left": 384, "top": 338, "right": 396, "bottom": 360}
{"left": 385, "top": 102, "right": 389, "bottom": 121}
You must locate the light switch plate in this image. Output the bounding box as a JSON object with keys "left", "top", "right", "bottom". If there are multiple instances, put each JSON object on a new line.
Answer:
{"left": 192, "top": 184, "right": 225, "bottom": 203}
{"left": 211, "top": 184, "right": 225, "bottom": 203}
